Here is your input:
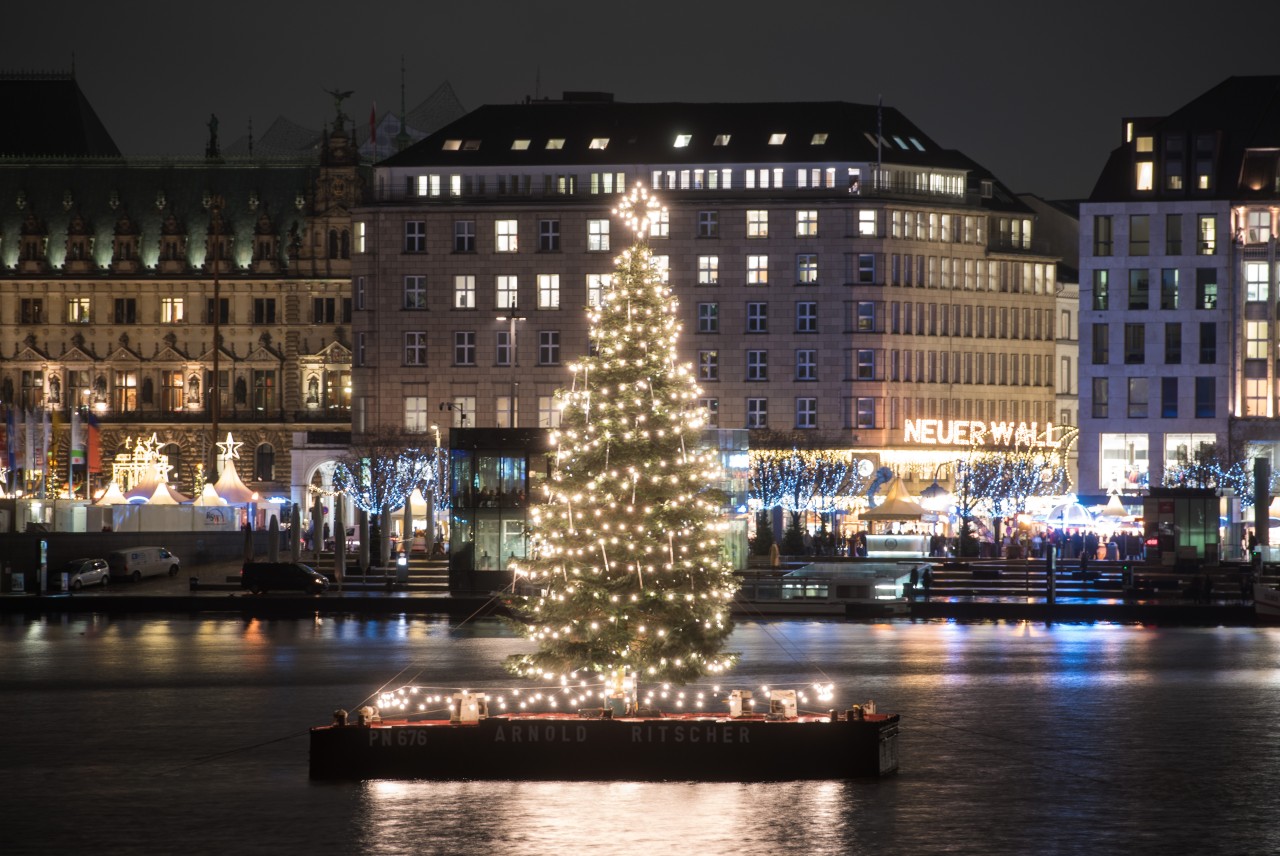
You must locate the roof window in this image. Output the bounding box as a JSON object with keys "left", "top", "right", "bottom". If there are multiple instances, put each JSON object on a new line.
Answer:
{"left": 810, "top": 133, "right": 828, "bottom": 145}
{"left": 589, "top": 138, "right": 609, "bottom": 149}
{"left": 768, "top": 133, "right": 787, "bottom": 145}
{"left": 512, "top": 139, "right": 531, "bottom": 150}
{"left": 908, "top": 137, "right": 925, "bottom": 151}
{"left": 442, "top": 140, "right": 462, "bottom": 151}
{"left": 462, "top": 140, "right": 481, "bottom": 151}
{"left": 674, "top": 134, "right": 692, "bottom": 148}
{"left": 713, "top": 134, "right": 731, "bottom": 146}
{"left": 546, "top": 139, "right": 565, "bottom": 150}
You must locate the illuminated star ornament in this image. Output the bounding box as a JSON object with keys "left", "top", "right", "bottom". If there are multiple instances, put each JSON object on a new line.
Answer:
{"left": 611, "top": 182, "right": 666, "bottom": 239}
{"left": 216, "top": 432, "right": 242, "bottom": 464}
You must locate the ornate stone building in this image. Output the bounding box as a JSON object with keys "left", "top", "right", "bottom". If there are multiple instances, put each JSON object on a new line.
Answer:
{"left": 0, "top": 72, "right": 364, "bottom": 506}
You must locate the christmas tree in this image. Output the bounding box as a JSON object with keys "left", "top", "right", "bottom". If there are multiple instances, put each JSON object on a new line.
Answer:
{"left": 506, "top": 185, "right": 738, "bottom": 703}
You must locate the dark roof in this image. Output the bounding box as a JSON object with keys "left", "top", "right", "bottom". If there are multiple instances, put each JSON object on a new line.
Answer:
{"left": 0, "top": 73, "right": 121, "bottom": 158}
{"left": 1089, "top": 75, "right": 1280, "bottom": 201}
{"left": 380, "top": 98, "right": 971, "bottom": 170}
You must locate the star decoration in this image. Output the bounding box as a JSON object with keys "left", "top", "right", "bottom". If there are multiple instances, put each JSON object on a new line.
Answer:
{"left": 611, "top": 183, "right": 665, "bottom": 239}
{"left": 217, "top": 431, "right": 242, "bottom": 463}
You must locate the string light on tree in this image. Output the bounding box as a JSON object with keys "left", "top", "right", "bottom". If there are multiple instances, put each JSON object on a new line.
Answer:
{"left": 506, "top": 184, "right": 739, "bottom": 710}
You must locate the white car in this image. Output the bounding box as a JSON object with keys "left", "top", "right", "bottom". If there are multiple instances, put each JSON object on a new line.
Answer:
{"left": 57, "top": 558, "right": 111, "bottom": 590}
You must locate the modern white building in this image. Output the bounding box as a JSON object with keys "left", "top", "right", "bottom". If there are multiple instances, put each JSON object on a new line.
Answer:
{"left": 1079, "top": 76, "right": 1280, "bottom": 495}
{"left": 351, "top": 94, "right": 1065, "bottom": 507}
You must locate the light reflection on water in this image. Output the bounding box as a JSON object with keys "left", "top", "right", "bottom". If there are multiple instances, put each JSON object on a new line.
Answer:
{"left": 5, "top": 615, "right": 1280, "bottom": 855}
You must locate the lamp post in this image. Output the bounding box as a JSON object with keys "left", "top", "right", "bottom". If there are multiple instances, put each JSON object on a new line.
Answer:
{"left": 428, "top": 422, "right": 441, "bottom": 544}
{"left": 497, "top": 316, "right": 526, "bottom": 428}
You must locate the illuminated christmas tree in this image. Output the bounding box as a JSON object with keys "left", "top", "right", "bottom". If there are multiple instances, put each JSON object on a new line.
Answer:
{"left": 506, "top": 185, "right": 738, "bottom": 705}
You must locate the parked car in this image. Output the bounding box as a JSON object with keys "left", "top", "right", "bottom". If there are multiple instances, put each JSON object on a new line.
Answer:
{"left": 241, "top": 561, "right": 330, "bottom": 595}
{"left": 55, "top": 558, "right": 110, "bottom": 590}
{"left": 107, "top": 547, "right": 180, "bottom": 582}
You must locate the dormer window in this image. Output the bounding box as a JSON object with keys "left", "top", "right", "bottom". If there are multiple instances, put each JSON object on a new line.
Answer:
{"left": 674, "top": 134, "right": 692, "bottom": 148}
{"left": 908, "top": 137, "right": 925, "bottom": 151}
{"left": 810, "top": 133, "right": 828, "bottom": 145}
{"left": 462, "top": 140, "right": 481, "bottom": 151}
{"left": 713, "top": 134, "right": 730, "bottom": 146}
{"left": 892, "top": 135, "right": 909, "bottom": 149}
{"left": 546, "top": 138, "right": 565, "bottom": 150}
{"left": 768, "top": 133, "right": 786, "bottom": 145}
{"left": 512, "top": 139, "right": 531, "bottom": 150}
{"left": 442, "top": 140, "right": 462, "bottom": 151}
{"left": 589, "top": 138, "right": 609, "bottom": 149}
{"left": 1135, "top": 136, "right": 1153, "bottom": 153}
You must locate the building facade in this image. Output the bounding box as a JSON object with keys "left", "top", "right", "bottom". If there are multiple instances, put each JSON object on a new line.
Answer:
{"left": 1079, "top": 76, "right": 1280, "bottom": 495}
{"left": 0, "top": 73, "right": 363, "bottom": 511}
{"left": 351, "top": 95, "right": 1065, "bottom": 503}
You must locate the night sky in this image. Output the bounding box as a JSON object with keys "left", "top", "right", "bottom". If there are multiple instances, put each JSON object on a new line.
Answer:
{"left": 7, "top": 0, "right": 1277, "bottom": 200}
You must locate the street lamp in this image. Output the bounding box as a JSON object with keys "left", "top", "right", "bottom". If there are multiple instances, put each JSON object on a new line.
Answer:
{"left": 427, "top": 422, "right": 441, "bottom": 544}
{"left": 497, "top": 316, "right": 526, "bottom": 428}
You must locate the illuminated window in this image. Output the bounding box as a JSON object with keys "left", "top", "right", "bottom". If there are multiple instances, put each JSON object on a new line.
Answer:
{"left": 796, "top": 254, "right": 818, "bottom": 284}
{"left": 67, "top": 297, "right": 91, "bottom": 324}
{"left": 698, "top": 255, "right": 719, "bottom": 285}
{"left": 649, "top": 209, "right": 669, "bottom": 239}
{"left": 768, "top": 133, "right": 786, "bottom": 145}
{"left": 161, "top": 297, "right": 184, "bottom": 324}
{"left": 747, "top": 209, "right": 769, "bottom": 238}
{"left": 512, "top": 139, "right": 530, "bottom": 150}
{"left": 1246, "top": 210, "right": 1272, "bottom": 244}
{"left": 747, "top": 255, "right": 769, "bottom": 285}
{"left": 1246, "top": 321, "right": 1269, "bottom": 359}
{"left": 496, "top": 220, "right": 518, "bottom": 252}
{"left": 442, "top": 140, "right": 462, "bottom": 151}
{"left": 796, "top": 210, "right": 818, "bottom": 237}
{"left": 589, "top": 138, "right": 609, "bottom": 149}
{"left": 1135, "top": 162, "right": 1154, "bottom": 191}
{"left": 587, "top": 219, "right": 610, "bottom": 251}
{"left": 453, "top": 275, "right": 476, "bottom": 310}
{"left": 674, "top": 134, "right": 692, "bottom": 147}
{"left": 714, "top": 135, "right": 731, "bottom": 146}
{"left": 1197, "top": 215, "right": 1216, "bottom": 254}
{"left": 356, "top": 221, "right": 366, "bottom": 253}
{"left": 1160, "top": 269, "right": 1179, "bottom": 309}
{"left": 538, "top": 395, "right": 561, "bottom": 428}
{"left": 810, "top": 133, "right": 828, "bottom": 145}
{"left": 1246, "top": 261, "right": 1269, "bottom": 301}
{"left": 496, "top": 276, "right": 518, "bottom": 310}
{"left": 586, "top": 274, "right": 610, "bottom": 307}
{"left": 537, "top": 274, "right": 560, "bottom": 309}
{"left": 858, "top": 210, "right": 876, "bottom": 237}
{"left": 545, "top": 139, "right": 564, "bottom": 150}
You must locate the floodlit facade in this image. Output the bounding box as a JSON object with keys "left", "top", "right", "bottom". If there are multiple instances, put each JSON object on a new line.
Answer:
{"left": 1079, "top": 76, "right": 1280, "bottom": 495}
{"left": 352, "top": 94, "right": 1065, "bottom": 503}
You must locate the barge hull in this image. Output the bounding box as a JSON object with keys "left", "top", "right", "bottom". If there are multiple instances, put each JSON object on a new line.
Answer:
{"left": 310, "top": 714, "right": 899, "bottom": 780}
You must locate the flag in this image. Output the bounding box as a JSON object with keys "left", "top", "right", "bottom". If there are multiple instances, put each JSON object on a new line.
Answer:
{"left": 87, "top": 409, "right": 101, "bottom": 473}
{"left": 4, "top": 405, "right": 13, "bottom": 473}
{"left": 369, "top": 102, "right": 377, "bottom": 150}
{"left": 70, "top": 409, "right": 84, "bottom": 463}
{"left": 24, "top": 408, "right": 35, "bottom": 472}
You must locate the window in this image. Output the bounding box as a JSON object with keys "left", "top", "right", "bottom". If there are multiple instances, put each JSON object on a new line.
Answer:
{"left": 587, "top": 219, "right": 610, "bottom": 251}
{"left": 697, "top": 303, "right": 719, "bottom": 334}
{"left": 698, "top": 350, "right": 719, "bottom": 381}
{"left": 856, "top": 301, "right": 874, "bottom": 332}
{"left": 1129, "top": 215, "right": 1150, "bottom": 255}
{"left": 310, "top": 297, "right": 334, "bottom": 324}
{"left": 252, "top": 297, "right": 276, "bottom": 324}
{"left": 454, "top": 275, "right": 476, "bottom": 309}
{"left": 451, "top": 396, "right": 476, "bottom": 428}
{"left": 404, "top": 332, "right": 427, "bottom": 365}
{"left": 496, "top": 330, "right": 513, "bottom": 366}
{"left": 1247, "top": 321, "right": 1269, "bottom": 359}
{"left": 113, "top": 298, "right": 136, "bottom": 325}
{"left": 796, "top": 210, "right": 818, "bottom": 237}
{"left": 649, "top": 209, "right": 669, "bottom": 239}
{"left": 496, "top": 220, "right": 518, "bottom": 252}
{"left": 589, "top": 137, "right": 609, "bottom": 149}
{"left": 253, "top": 444, "right": 275, "bottom": 481}
{"left": 160, "top": 371, "right": 184, "bottom": 411}
{"left": 1128, "top": 378, "right": 1149, "bottom": 418}
{"left": 796, "top": 398, "right": 817, "bottom": 428}
{"left": 497, "top": 275, "right": 518, "bottom": 310}
{"left": 855, "top": 398, "right": 876, "bottom": 429}
{"left": 1166, "top": 214, "right": 1182, "bottom": 255}
{"left": 1092, "top": 323, "right": 1109, "bottom": 364}
{"left": 747, "top": 210, "right": 768, "bottom": 238}
{"left": 699, "top": 397, "right": 719, "bottom": 426}
{"left": 537, "top": 274, "right": 560, "bottom": 309}
{"left": 539, "top": 219, "right": 560, "bottom": 252}
{"left": 747, "top": 255, "right": 769, "bottom": 285}
{"left": 1094, "top": 215, "right": 1113, "bottom": 256}
{"left": 355, "top": 332, "right": 367, "bottom": 367}
{"left": 1165, "top": 323, "right": 1182, "bottom": 364}
{"left": 796, "top": 349, "right": 817, "bottom": 381}
{"left": 796, "top": 254, "right": 819, "bottom": 285}
{"left": 856, "top": 349, "right": 875, "bottom": 380}
{"left": 746, "top": 302, "right": 768, "bottom": 333}
{"left": 698, "top": 211, "right": 719, "bottom": 238}
{"left": 403, "top": 276, "right": 427, "bottom": 310}
{"left": 539, "top": 331, "right": 560, "bottom": 365}
{"left": 452, "top": 220, "right": 476, "bottom": 253}
{"left": 1128, "top": 270, "right": 1149, "bottom": 309}
{"left": 858, "top": 210, "right": 876, "bottom": 237}
{"left": 404, "top": 396, "right": 429, "bottom": 432}
{"left": 1245, "top": 261, "right": 1269, "bottom": 301}
{"left": 1246, "top": 210, "right": 1272, "bottom": 244}
{"left": 858, "top": 254, "right": 876, "bottom": 284}
{"left": 746, "top": 350, "right": 768, "bottom": 381}
{"left": 698, "top": 255, "right": 719, "bottom": 285}
{"left": 1160, "top": 269, "right": 1179, "bottom": 309}
{"left": 404, "top": 220, "right": 426, "bottom": 252}
{"left": 1092, "top": 270, "right": 1109, "bottom": 310}
{"left": 796, "top": 301, "right": 818, "bottom": 333}
{"left": 67, "top": 297, "right": 90, "bottom": 324}
{"left": 496, "top": 395, "right": 519, "bottom": 428}
{"left": 1199, "top": 322, "right": 1216, "bottom": 364}
{"left": 355, "top": 276, "right": 366, "bottom": 311}
{"left": 1092, "top": 377, "right": 1109, "bottom": 418}
{"left": 1194, "top": 377, "right": 1215, "bottom": 418}
{"left": 1161, "top": 377, "right": 1178, "bottom": 418}
{"left": 586, "top": 273, "right": 610, "bottom": 307}
{"left": 1124, "top": 323, "right": 1145, "bottom": 364}
{"left": 746, "top": 398, "right": 768, "bottom": 428}
{"left": 356, "top": 221, "right": 366, "bottom": 254}
{"left": 454, "top": 332, "right": 475, "bottom": 366}
{"left": 251, "top": 370, "right": 277, "bottom": 412}
{"left": 1197, "top": 215, "right": 1216, "bottom": 254}
{"left": 1195, "top": 269, "right": 1217, "bottom": 309}
{"left": 538, "top": 395, "right": 562, "bottom": 428}
{"left": 160, "top": 297, "right": 184, "bottom": 323}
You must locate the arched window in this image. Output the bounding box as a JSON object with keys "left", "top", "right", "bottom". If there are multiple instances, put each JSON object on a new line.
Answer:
{"left": 328, "top": 229, "right": 339, "bottom": 259}
{"left": 255, "top": 443, "right": 275, "bottom": 482}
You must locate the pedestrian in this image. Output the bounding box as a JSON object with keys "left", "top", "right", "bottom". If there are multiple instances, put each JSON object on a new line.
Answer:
{"left": 769, "top": 541, "right": 780, "bottom": 569}
{"left": 922, "top": 567, "right": 934, "bottom": 596}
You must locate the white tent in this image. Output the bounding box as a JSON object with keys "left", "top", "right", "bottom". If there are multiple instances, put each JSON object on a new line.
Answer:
{"left": 861, "top": 477, "right": 935, "bottom": 522}
{"left": 94, "top": 482, "right": 129, "bottom": 506}
{"left": 213, "top": 459, "right": 256, "bottom": 504}
{"left": 192, "top": 483, "right": 229, "bottom": 506}
{"left": 146, "top": 482, "right": 189, "bottom": 505}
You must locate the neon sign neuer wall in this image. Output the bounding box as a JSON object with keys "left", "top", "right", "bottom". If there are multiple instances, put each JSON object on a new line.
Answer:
{"left": 903, "top": 419, "right": 1060, "bottom": 448}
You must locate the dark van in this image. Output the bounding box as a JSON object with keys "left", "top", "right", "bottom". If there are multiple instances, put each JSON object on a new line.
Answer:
{"left": 241, "top": 562, "right": 329, "bottom": 595}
